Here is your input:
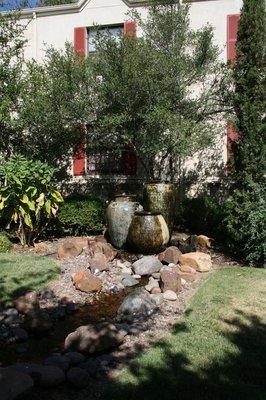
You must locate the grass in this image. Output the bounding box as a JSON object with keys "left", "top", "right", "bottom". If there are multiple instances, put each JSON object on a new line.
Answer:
{"left": 107, "top": 267, "right": 266, "bottom": 400}
{"left": 0, "top": 253, "right": 60, "bottom": 305}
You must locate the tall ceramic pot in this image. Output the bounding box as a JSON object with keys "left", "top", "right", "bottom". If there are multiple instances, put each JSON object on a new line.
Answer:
{"left": 128, "top": 211, "right": 169, "bottom": 254}
{"left": 143, "top": 181, "right": 175, "bottom": 236}
{"left": 107, "top": 194, "right": 143, "bottom": 249}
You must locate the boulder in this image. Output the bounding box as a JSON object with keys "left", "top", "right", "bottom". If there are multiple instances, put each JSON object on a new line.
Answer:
{"left": 65, "top": 352, "right": 86, "bottom": 366}
{"left": 117, "top": 288, "right": 157, "bottom": 323}
{"left": 23, "top": 310, "right": 53, "bottom": 332}
{"left": 64, "top": 322, "right": 125, "bottom": 354}
{"left": 32, "top": 366, "right": 65, "bottom": 387}
{"left": 95, "top": 242, "right": 117, "bottom": 262}
{"left": 0, "top": 367, "right": 34, "bottom": 400}
{"left": 179, "top": 252, "right": 212, "bottom": 272}
{"left": 58, "top": 238, "right": 87, "bottom": 259}
{"left": 122, "top": 275, "right": 139, "bottom": 287}
{"left": 163, "top": 290, "right": 178, "bottom": 301}
{"left": 150, "top": 293, "right": 164, "bottom": 305}
{"left": 132, "top": 256, "right": 163, "bottom": 276}
{"left": 13, "top": 291, "right": 39, "bottom": 314}
{"left": 196, "top": 235, "right": 212, "bottom": 252}
{"left": 67, "top": 367, "right": 90, "bottom": 388}
{"left": 11, "top": 327, "right": 28, "bottom": 341}
{"left": 173, "top": 266, "right": 197, "bottom": 282}
{"left": 145, "top": 277, "right": 159, "bottom": 292}
{"left": 150, "top": 287, "right": 162, "bottom": 294}
{"left": 160, "top": 268, "right": 181, "bottom": 293}
{"left": 158, "top": 246, "right": 182, "bottom": 265}
{"left": 89, "top": 253, "right": 109, "bottom": 272}
{"left": 10, "top": 363, "right": 65, "bottom": 387}
{"left": 72, "top": 270, "right": 102, "bottom": 293}
{"left": 43, "top": 354, "right": 70, "bottom": 372}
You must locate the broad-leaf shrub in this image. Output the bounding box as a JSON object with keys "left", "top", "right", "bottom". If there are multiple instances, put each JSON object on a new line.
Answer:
{"left": 0, "top": 154, "right": 63, "bottom": 246}
{"left": 57, "top": 195, "right": 106, "bottom": 236}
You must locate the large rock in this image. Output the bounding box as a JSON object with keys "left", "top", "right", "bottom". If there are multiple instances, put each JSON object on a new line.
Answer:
{"left": 13, "top": 291, "right": 39, "bottom": 314}
{"left": 43, "top": 354, "right": 70, "bottom": 372}
{"left": 117, "top": 288, "right": 157, "bottom": 323}
{"left": 163, "top": 290, "right": 178, "bottom": 301}
{"left": 173, "top": 266, "right": 197, "bottom": 282}
{"left": 196, "top": 235, "right": 212, "bottom": 252}
{"left": 89, "top": 253, "right": 109, "bottom": 272}
{"left": 65, "top": 352, "right": 86, "bottom": 366}
{"left": 72, "top": 270, "right": 102, "bottom": 293}
{"left": 23, "top": 310, "right": 53, "bottom": 332}
{"left": 158, "top": 246, "right": 182, "bottom": 265}
{"left": 0, "top": 367, "right": 34, "bottom": 400}
{"left": 179, "top": 252, "right": 212, "bottom": 272}
{"left": 132, "top": 256, "right": 163, "bottom": 276}
{"left": 145, "top": 277, "right": 159, "bottom": 292}
{"left": 87, "top": 241, "right": 117, "bottom": 262}
{"left": 67, "top": 367, "right": 90, "bottom": 388}
{"left": 58, "top": 238, "right": 88, "bottom": 259}
{"left": 10, "top": 364, "right": 65, "bottom": 387}
{"left": 160, "top": 268, "right": 181, "bottom": 293}
{"left": 122, "top": 275, "right": 139, "bottom": 287}
{"left": 64, "top": 322, "right": 125, "bottom": 354}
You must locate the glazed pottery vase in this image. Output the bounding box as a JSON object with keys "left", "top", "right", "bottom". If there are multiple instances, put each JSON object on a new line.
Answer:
{"left": 128, "top": 211, "right": 170, "bottom": 254}
{"left": 107, "top": 194, "right": 143, "bottom": 249}
{"left": 143, "top": 182, "right": 175, "bottom": 236}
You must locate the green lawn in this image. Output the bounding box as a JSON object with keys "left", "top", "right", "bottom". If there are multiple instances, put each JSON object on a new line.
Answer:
{"left": 0, "top": 253, "right": 60, "bottom": 305}
{"left": 107, "top": 267, "right": 266, "bottom": 400}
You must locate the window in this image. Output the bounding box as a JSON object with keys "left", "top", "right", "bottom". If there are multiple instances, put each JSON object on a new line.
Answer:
{"left": 87, "top": 151, "right": 123, "bottom": 174}
{"left": 88, "top": 25, "right": 124, "bottom": 54}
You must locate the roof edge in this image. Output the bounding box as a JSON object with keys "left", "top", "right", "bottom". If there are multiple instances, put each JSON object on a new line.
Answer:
{"left": 18, "top": 0, "right": 148, "bottom": 18}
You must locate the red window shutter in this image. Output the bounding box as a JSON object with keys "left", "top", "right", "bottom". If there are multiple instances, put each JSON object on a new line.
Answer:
{"left": 124, "top": 21, "right": 137, "bottom": 38}
{"left": 227, "top": 121, "right": 239, "bottom": 165}
{"left": 227, "top": 14, "right": 240, "bottom": 61}
{"left": 73, "top": 144, "right": 86, "bottom": 176}
{"left": 123, "top": 145, "right": 137, "bottom": 176}
{"left": 74, "top": 27, "right": 87, "bottom": 55}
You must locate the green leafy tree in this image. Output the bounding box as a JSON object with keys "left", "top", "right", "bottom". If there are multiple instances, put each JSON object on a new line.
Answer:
{"left": 38, "top": 0, "right": 76, "bottom": 6}
{"left": 0, "top": 12, "right": 26, "bottom": 156}
{"left": 0, "top": 154, "right": 64, "bottom": 246}
{"left": 91, "top": 0, "right": 230, "bottom": 180}
{"left": 225, "top": 0, "right": 266, "bottom": 266}
{"left": 17, "top": 44, "right": 94, "bottom": 173}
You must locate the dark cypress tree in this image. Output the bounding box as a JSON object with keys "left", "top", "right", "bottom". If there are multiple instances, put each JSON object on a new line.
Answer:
{"left": 225, "top": 0, "right": 266, "bottom": 266}
{"left": 232, "top": 0, "right": 266, "bottom": 186}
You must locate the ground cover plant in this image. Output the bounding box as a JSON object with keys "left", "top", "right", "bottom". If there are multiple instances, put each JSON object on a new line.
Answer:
{"left": 106, "top": 267, "right": 266, "bottom": 400}
{"left": 0, "top": 253, "right": 60, "bottom": 304}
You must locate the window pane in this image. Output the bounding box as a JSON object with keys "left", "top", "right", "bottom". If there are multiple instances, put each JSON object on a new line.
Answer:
{"left": 88, "top": 25, "right": 123, "bottom": 54}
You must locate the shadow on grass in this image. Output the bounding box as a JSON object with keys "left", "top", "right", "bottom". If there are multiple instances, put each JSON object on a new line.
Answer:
{"left": 105, "top": 310, "right": 266, "bottom": 400}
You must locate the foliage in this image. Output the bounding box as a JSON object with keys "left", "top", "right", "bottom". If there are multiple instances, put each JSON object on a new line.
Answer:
{"left": 226, "top": 0, "right": 266, "bottom": 266}
{"left": 0, "top": 232, "right": 12, "bottom": 253}
{"left": 225, "top": 181, "right": 266, "bottom": 266}
{"left": 91, "top": 0, "right": 231, "bottom": 180}
{"left": 0, "top": 154, "right": 63, "bottom": 246}
{"left": 18, "top": 44, "right": 94, "bottom": 173}
{"left": 0, "top": 253, "right": 59, "bottom": 304}
{"left": 57, "top": 195, "right": 106, "bottom": 236}
{"left": 0, "top": 12, "right": 26, "bottom": 157}
{"left": 175, "top": 194, "right": 224, "bottom": 239}
{"left": 0, "top": 10, "right": 93, "bottom": 176}
{"left": 232, "top": 0, "right": 266, "bottom": 186}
